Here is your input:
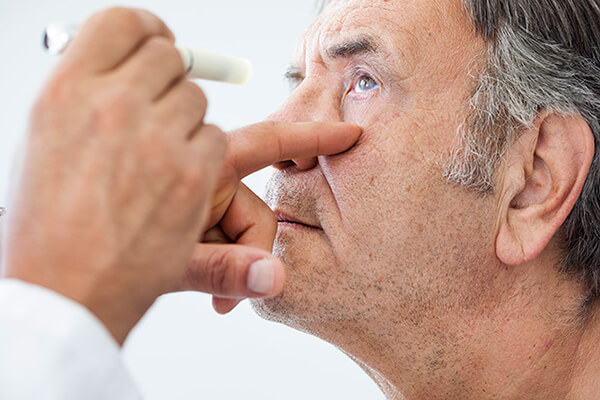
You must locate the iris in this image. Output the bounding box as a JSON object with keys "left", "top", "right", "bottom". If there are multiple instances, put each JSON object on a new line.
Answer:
{"left": 354, "top": 75, "right": 379, "bottom": 93}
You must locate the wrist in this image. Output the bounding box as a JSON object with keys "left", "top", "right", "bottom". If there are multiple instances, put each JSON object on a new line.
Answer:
{"left": 5, "top": 267, "right": 151, "bottom": 345}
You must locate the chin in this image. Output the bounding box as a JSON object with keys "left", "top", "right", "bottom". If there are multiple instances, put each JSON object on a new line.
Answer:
{"left": 251, "top": 233, "right": 319, "bottom": 331}
{"left": 250, "top": 288, "right": 336, "bottom": 338}
{"left": 251, "top": 227, "right": 368, "bottom": 338}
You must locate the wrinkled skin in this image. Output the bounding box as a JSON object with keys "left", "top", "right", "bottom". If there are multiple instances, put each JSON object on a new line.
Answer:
{"left": 252, "top": 0, "right": 600, "bottom": 399}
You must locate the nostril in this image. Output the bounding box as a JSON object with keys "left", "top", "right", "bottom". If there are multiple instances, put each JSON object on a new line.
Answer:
{"left": 291, "top": 157, "right": 318, "bottom": 171}
{"left": 273, "top": 158, "right": 318, "bottom": 171}
{"left": 273, "top": 160, "right": 295, "bottom": 170}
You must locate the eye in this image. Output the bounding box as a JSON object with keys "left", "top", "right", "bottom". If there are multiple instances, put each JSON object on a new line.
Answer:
{"left": 353, "top": 75, "right": 379, "bottom": 93}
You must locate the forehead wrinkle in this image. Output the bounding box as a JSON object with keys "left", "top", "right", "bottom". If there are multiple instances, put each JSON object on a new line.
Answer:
{"left": 297, "top": 5, "right": 422, "bottom": 80}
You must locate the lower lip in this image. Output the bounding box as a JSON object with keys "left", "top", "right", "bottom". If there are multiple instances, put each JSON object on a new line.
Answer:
{"left": 277, "top": 221, "right": 322, "bottom": 232}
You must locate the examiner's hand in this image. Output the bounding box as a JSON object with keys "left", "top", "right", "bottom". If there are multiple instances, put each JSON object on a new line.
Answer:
{"left": 2, "top": 8, "right": 225, "bottom": 344}
{"left": 180, "top": 121, "right": 362, "bottom": 314}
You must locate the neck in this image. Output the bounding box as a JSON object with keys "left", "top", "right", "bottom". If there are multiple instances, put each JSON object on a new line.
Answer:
{"left": 568, "top": 303, "right": 600, "bottom": 399}
{"left": 348, "top": 355, "right": 403, "bottom": 400}
{"left": 317, "top": 290, "right": 597, "bottom": 399}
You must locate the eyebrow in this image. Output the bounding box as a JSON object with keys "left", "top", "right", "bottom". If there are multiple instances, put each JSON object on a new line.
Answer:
{"left": 326, "top": 35, "right": 379, "bottom": 59}
{"left": 283, "top": 35, "right": 381, "bottom": 84}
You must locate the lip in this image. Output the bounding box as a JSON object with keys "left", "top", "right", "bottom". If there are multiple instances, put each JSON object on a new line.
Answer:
{"left": 274, "top": 210, "right": 322, "bottom": 231}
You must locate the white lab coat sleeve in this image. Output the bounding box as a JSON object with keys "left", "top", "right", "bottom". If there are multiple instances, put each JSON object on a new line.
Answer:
{"left": 0, "top": 278, "right": 142, "bottom": 400}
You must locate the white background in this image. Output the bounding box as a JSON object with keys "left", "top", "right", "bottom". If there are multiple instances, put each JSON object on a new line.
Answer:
{"left": 0, "top": 1, "right": 385, "bottom": 399}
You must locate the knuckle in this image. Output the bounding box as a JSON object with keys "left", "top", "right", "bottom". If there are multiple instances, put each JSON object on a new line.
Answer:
{"left": 192, "top": 83, "right": 208, "bottom": 104}
{"left": 88, "top": 8, "right": 133, "bottom": 30}
{"left": 168, "top": 81, "right": 208, "bottom": 123}
{"left": 145, "top": 35, "right": 176, "bottom": 57}
{"left": 206, "top": 250, "right": 244, "bottom": 294}
{"left": 170, "top": 159, "right": 217, "bottom": 204}
{"left": 206, "top": 251, "right": 229, "bottom": 293}
{"left": 103, "top": 7, "right": 145, "bottom": 34}
{"left": 156, "top": 39, "right": 185, "bottom": 74}
{"left": 201, "top": 124, "right": 227, "bottom": 157}
{"left": 139, "top": 37, "right": 184, "bottom": 75}
{"left": 183, "top": 82, "right": 208, "bottom": 110}
{"left": 176, "top": 164, "right": 207, "bottom": 194}
{"left": 142, "top": 139, "right": 201, "bottom": 195}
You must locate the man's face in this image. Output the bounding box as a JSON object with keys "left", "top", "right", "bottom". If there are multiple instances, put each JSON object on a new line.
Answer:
{"left": 254, "top": 0, "right": 501, "bottom": 354}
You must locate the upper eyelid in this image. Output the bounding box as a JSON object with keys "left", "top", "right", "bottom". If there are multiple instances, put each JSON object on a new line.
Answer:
{"left": 350, "top": 67, "right": 381, "bottom": 86}
{"left": 354, "top": 74, "right": 379, "bottom": 86}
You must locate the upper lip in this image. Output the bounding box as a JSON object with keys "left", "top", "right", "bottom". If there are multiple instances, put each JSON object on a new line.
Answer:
{"left": 274, "top": 210, "right": 322, "bottom": 230}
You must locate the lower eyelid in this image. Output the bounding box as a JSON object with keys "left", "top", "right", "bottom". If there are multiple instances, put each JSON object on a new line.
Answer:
{"left": 348, "top": 89, "right": 379, "bottom": 103}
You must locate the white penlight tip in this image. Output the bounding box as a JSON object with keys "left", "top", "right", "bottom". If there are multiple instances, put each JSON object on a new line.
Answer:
{"left": 176, "top": 46, "right": 253, "bottom": 85}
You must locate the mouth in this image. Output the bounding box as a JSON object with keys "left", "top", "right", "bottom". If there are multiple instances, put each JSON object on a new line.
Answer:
{"left": 274, "top": 210, "right": 322, "bottom": 231}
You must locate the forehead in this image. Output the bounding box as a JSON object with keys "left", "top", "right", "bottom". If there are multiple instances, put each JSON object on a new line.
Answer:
{"left": 297, "top": 0, "right": 477, "bottom": 66}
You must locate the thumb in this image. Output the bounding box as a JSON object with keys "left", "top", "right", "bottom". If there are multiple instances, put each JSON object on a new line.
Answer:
{"left": 212, "top": 297, "right": 243, "bottom": 315}
{"left": 179, "top": 243, "right": 286, "bottom": 298}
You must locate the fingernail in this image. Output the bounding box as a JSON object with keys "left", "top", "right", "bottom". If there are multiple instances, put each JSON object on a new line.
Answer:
{"left": 247, "top": 259, "right": 275, "bottom": 295}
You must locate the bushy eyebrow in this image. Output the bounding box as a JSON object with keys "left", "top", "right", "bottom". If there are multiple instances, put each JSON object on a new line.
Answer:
{"left": 326, "top": 35, "right": 379, "bottom": 59}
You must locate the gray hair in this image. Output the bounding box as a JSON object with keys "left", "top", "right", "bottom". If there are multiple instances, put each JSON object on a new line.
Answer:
{"left": 449, "top": 0, "right": 600, "bottom": 300}
{"left": 318, "top": 0, "right": 600, "bottom": 299}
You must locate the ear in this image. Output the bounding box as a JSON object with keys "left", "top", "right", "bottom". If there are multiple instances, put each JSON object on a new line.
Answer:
{"left": 495, "top": 113, "right": 595, "bottom": 266}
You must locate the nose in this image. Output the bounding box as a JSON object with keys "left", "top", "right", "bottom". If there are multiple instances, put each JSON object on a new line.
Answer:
{"left": 267, "top": 80, "right": 341, "bottom": 171}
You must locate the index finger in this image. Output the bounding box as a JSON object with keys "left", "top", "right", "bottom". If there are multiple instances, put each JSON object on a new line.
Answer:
{"left": 226, "top": 121, "right": 362, "bottom": 178}
{"left": 65, "top": 8, "right": 175, "bottom": 74}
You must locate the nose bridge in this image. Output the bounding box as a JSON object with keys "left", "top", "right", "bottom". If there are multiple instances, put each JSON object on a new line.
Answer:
{"left": 268, "top": 78, "right": 341, "bottom": 172}
{"left": 269, "top": 79, "right": 340, "bottom": 123}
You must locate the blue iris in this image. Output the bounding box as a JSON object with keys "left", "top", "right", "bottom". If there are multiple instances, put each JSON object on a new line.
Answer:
{"left": 354, "top": 75, "right": 379, "bottom": 93}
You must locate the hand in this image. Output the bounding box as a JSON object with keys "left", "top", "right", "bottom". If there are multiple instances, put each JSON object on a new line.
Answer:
{"left": 2, "top": 8, "right": 224, "bottom": 344}
{"left": 179, "top": 121, "right": 362, "bottom": 314}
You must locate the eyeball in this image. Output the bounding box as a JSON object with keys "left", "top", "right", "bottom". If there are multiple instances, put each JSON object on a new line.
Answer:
{"left": 354, "top": 75, "right": 379, "bottom": 93}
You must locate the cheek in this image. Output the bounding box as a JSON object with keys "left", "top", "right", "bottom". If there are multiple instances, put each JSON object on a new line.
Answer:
{"left": 328, "top": 94, "right": 464, "bottom": 245}
{"left": 320, "top": 124, "right": 433, "bottom": 261}
{"left": 318, "top": 108, "right": 482, "bottom": 277}
{"left": 322, "top": 117, "right": 440, "bottom": 217}
{"left": 317, "top": 114, "right": 501, "bottom": 313}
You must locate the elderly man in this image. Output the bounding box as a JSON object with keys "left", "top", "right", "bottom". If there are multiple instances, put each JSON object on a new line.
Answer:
{"left": 1, "top": 0, "right": 600, "bottom": 399}
{"left": 250, "top": 0, "right": 600, "bottom": 398}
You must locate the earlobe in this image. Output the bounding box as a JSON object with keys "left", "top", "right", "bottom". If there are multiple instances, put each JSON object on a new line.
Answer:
{"left": 495, "top": 114, "right": 595, "bottom": 266}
